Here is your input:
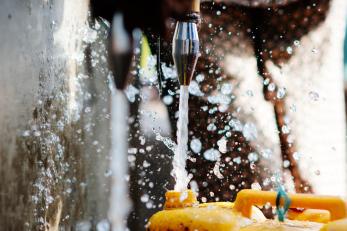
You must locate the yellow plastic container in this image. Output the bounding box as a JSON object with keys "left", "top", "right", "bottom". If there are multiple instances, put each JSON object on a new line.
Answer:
{"left": 234, "top": 190, "right": 346, "bottom": 231}
{"left": 320, "top": 218, "right": 347, "bottom": 231}
{"left": 147, "top": 189, "right": 347, "bottom": 231}
{"left": 287, "top": 209, "right": 330, "bottom": 224}
{"left": 147, "top": 190, "right": 265, "bottom": 231}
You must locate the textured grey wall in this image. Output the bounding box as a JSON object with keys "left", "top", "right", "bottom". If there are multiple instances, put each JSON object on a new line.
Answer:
{"left": 0, "top": 0, "right": 114, "bottom": 230}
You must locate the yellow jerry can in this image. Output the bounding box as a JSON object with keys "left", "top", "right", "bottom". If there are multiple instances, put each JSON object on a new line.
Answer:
{"left": 235, "top": 189, "right": 346, "bottom": 231}
{"left": 320, "top": 218, "right": 347, "bottom": 231}
{"left": 147, "top": 190, "right": 266, "bottom": 231}
{"left": 147, "top": 189, "right": 347, "bottom": 231}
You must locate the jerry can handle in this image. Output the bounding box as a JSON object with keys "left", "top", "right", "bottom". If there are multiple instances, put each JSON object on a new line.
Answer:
{"left": 233, "top": 189, "right": 347, "bottom": 221}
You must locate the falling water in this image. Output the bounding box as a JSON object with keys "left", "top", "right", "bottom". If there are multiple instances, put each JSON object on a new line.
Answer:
{"left": 108, "top": 89, "right": 130, "bottom": 231}
{"left": 173, "top": 86, "right": 190, "bottom": 191}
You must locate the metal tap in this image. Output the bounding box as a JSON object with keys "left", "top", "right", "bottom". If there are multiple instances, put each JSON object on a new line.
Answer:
{"left": 91, "top": 0, "right": 201, "bottom": 89}
{"left": 172, "top": 0, "right": 200, "bottom": 86}
{"left": 108, "top": 13, "right": 133, "bottom": 90}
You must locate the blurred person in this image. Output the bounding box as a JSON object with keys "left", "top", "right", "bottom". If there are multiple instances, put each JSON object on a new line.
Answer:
{"left": 143, "top": 0, "right": 347, "bottom": 202}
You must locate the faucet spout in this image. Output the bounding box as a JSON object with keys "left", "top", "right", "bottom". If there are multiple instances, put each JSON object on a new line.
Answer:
{"left": 172, "top": 0, "right": 200, "bottom": 86}
{"left": 108, "top": 13, "right": 133, "bottom": 90}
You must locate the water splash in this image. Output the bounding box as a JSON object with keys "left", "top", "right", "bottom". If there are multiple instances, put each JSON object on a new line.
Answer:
{"left": 173, "top": 86, "right": 190, "bottom": 192}
{"left": 155, "top": 132, "right": 177, "bottom": 153}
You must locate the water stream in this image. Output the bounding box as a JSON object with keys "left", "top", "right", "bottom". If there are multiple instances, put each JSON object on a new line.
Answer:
{"left": 173, "top": 86, "right": 190, "bottom": 192}
{"left": 108, "top": 89, "right": 130, "bottom": 231}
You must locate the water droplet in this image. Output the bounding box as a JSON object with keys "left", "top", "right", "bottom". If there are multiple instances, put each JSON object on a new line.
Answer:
{"left": 229, "top": 184, "right": 235, "bottom": 190}
{"left": 294, "top": 40, "right": 300, "bottom": 47}
{"left": 128, "top": 148, "right": 138, "bottom": 154}
{"left": 281, "top": 125, "right": 290, "bottom": 134}
{"left": 125, "top": 85, "right": 139, "bottom": 103}
{"left": 217, "top": 137, "right": 227, "bottom": 153}
{"left": 104, "top": 169, "right": 112, "bottom": 177}
{"left": 283, "top": 160, "right": 290, "bottom": 168}
{"left": 22, "top": 130, "right": 31, "bottom": 137}
{"left": 76, "top": 220, "right": 92, "bottom": 231}
{"left": 31, "top": 195, "right": 39, "bottom": 204}
{"left": 207, "top": 123, "right": 217, "bottom": 131}
{"left": 213, "top": 161, "right": 224, "bottom": 179}
{"left": 263, "top": 78, "right": 270, "bottom": 85}
{"left": 47, "top": 195, "right": 54, "bottom": 204}
{"left": 201, "top": 106, "right": 208, "bottom": 111}
{"left": 155, "top": 133, "right": 176, "bottom": 152}
{"left": 242, "top": 123, "right": 257, "bottom": 141}
{"left": 216, "top": 10, "right": 221, "bottom": 15}
{"left": 190, "top": 180, "right": 199, "bottom": 193}
{"left": 96, "top": 219, "right": 110, "bottom": 231}
{"left": 251, "top": 182, "right": 262, "bottom": 190}
{"left": 141, "top": 194, "right": 149, "bottom": 203}
{"left": 246, "top": 90, "right": 254, "bottom": 97}
{"left": 293, "top": 152, "right": 302, "bottom": 160}
{"left": 233, "top": 157, "right": 241, "bottom": 164}
{"left": 311, "top": 48, "right": 318, "bottom": 54}
{"left": 128, "top": 155, "right": 136, "bottom": 163}
{"left": 290, "top": 104, "right": 297, "bottom": 112}
{"left": 146, "top": 201, "right": 154, "bottom": 209}
{"left": 143, "top": 160, "right": 151, "bottom": 168}
{"left": 221, "top": 83, "right": 233, "bottom": 95}
{"left": 309, "top": 91, "right": 319, "bottom": 101}
{"left": 248, "top": 152, "right": 259, "bottom": 162}
{"left": 286, "top": 46, "right": 293, "bottom": 54}
{"left": 196, "top": 74, "right": 205, "bottom": 82}
{"left": 261, "top": 149, "right": 273, "bottom": 159}
{"left": 277, "top": 87, "right": 286, "bottom": 99}
{"left": 84, "top": 107, "right": 91, "bottom": 113}
{"left": 229, "top": 119, "right": 243, "bottom": 131}
{"left": 161, "top": 64, "right": 178, "bottom": 80}
{"left": 163, "top": 95, "right": 173, "bottom": 105}
{"left": 203, "top": 149, "right": 221, "bottom": 161}
{"left": 179, "top": 191, "right": 188, "bottom": 201}
{"left": 188, "top": 80, "right": 204, "bottom": 96}
{"left": 267, "top": 83, "right": 276, "bottom": 92}
{"left": 190, "top": 138, "right": 202, "bottom": 154}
